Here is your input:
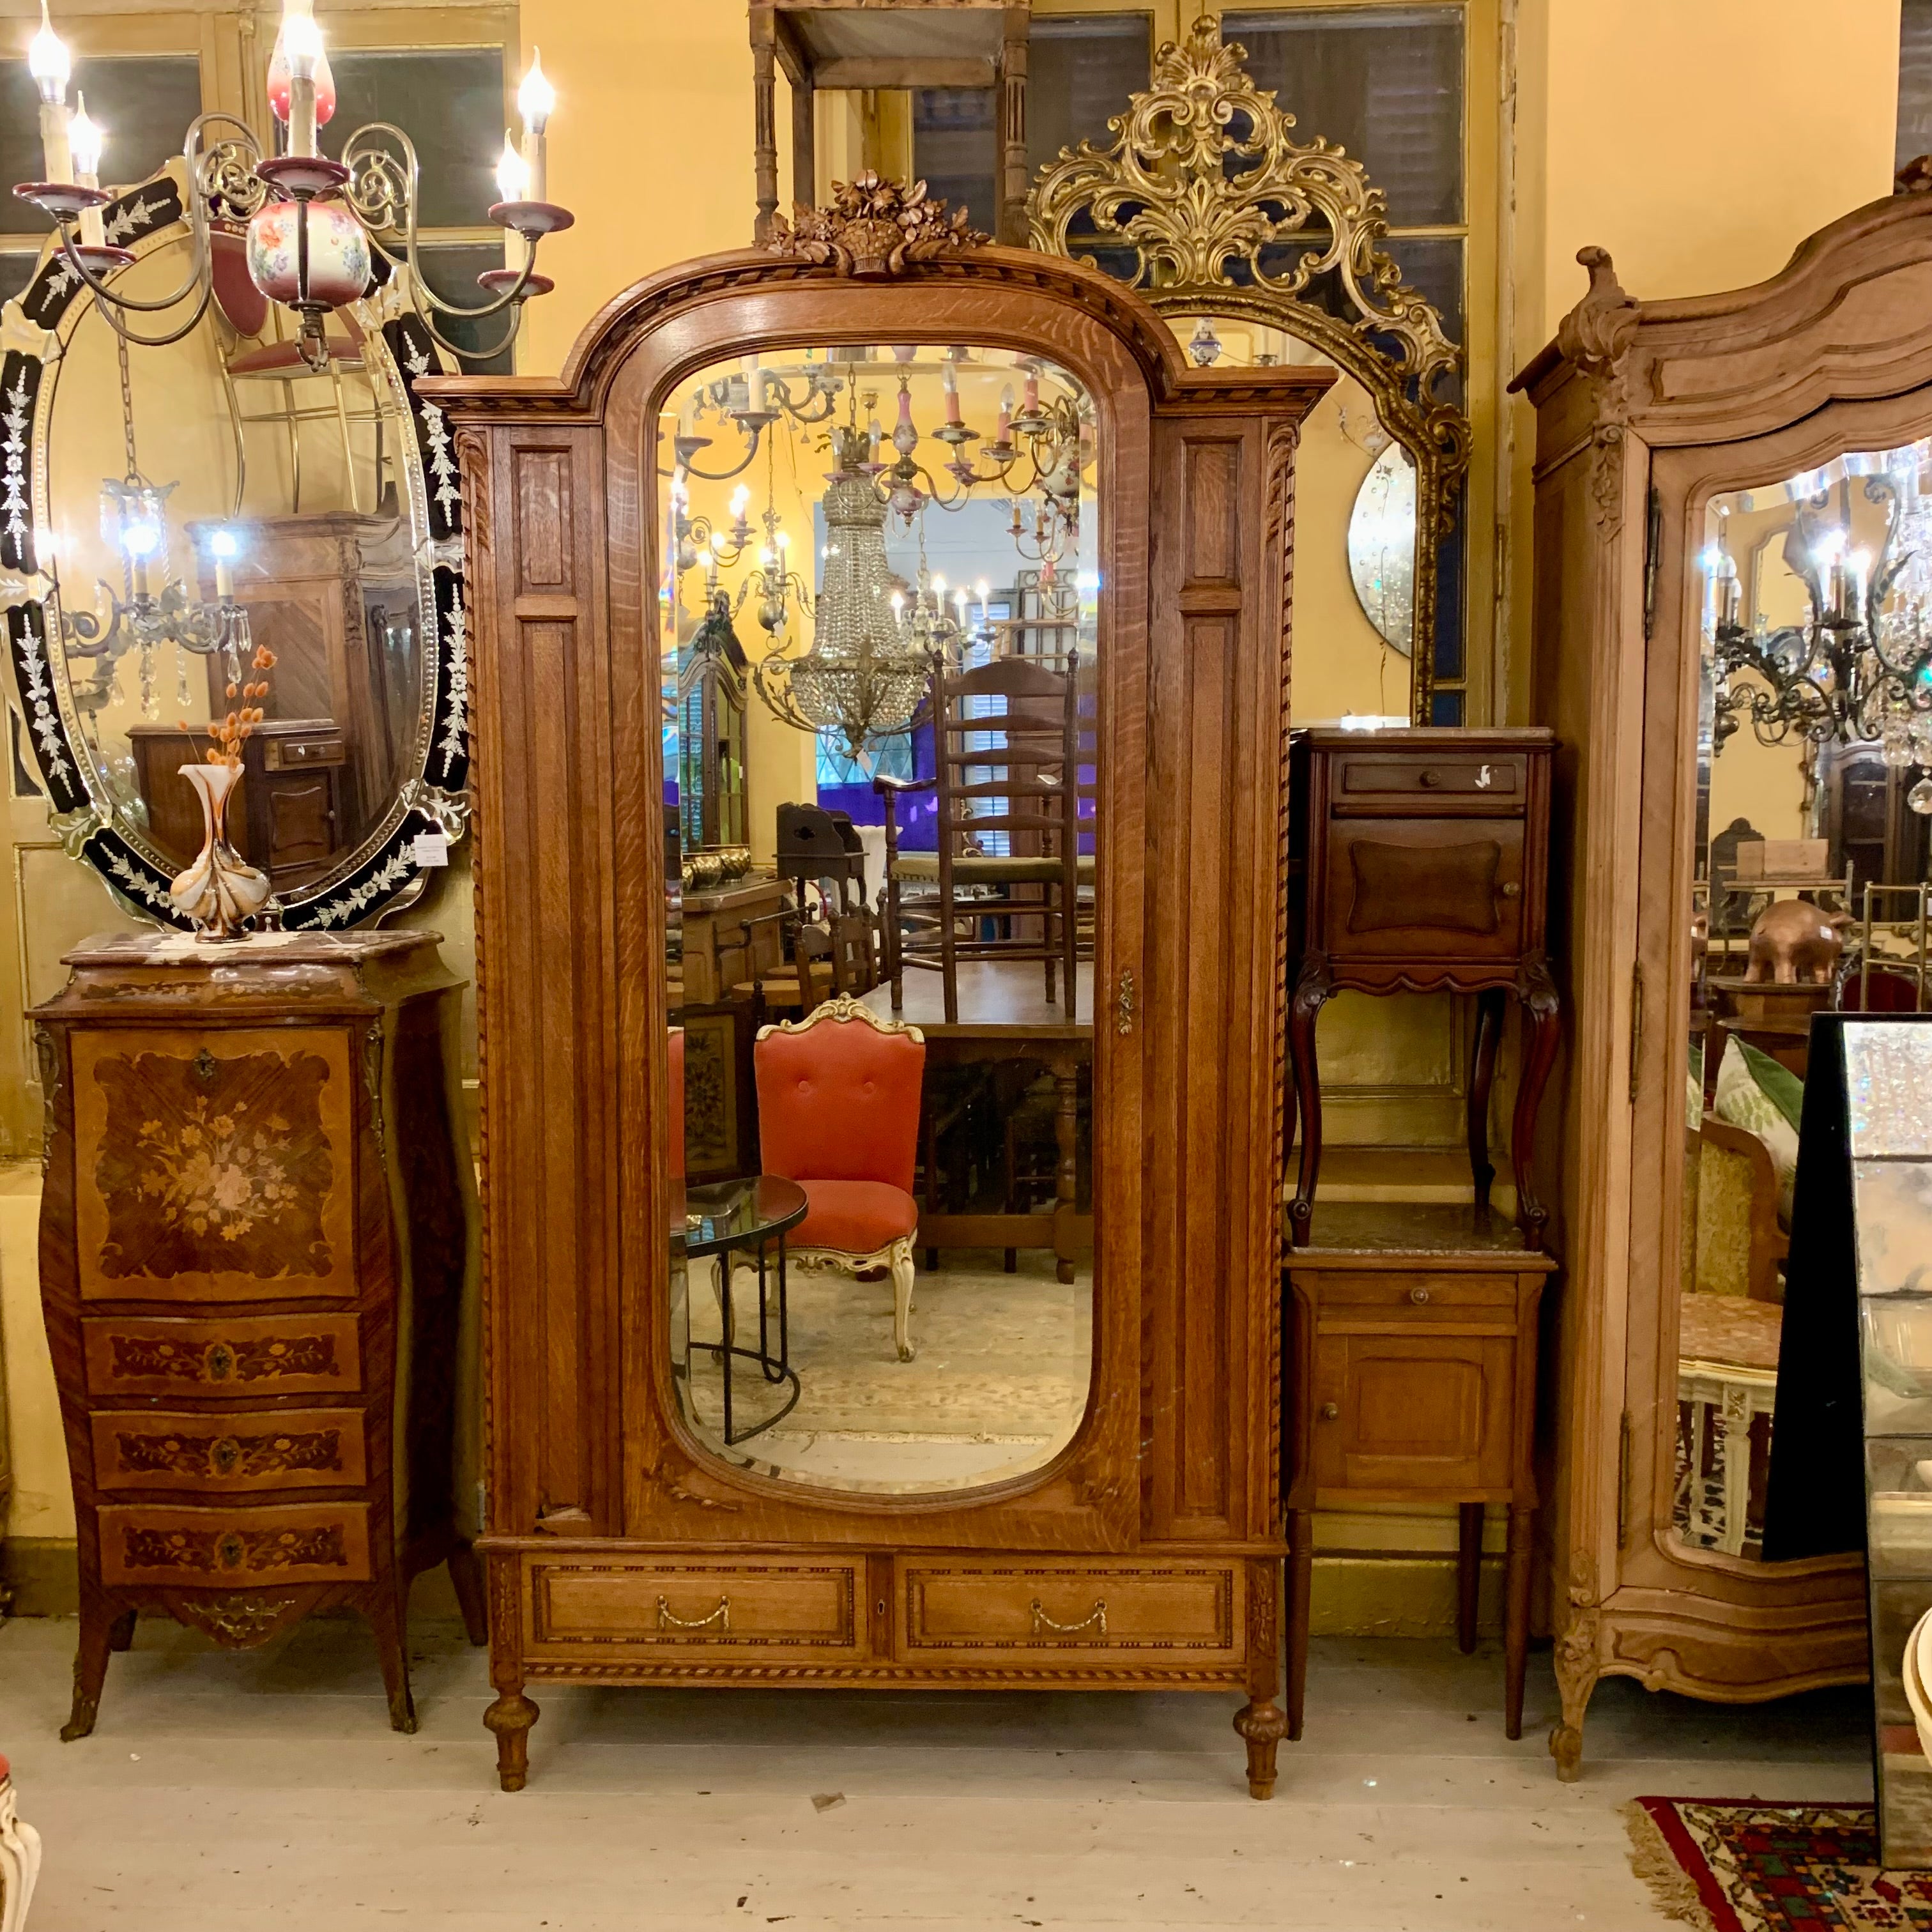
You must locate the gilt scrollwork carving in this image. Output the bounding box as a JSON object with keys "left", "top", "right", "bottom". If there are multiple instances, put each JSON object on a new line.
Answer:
{"left": 1026, "top": 14, "right": 1469, "bottom": 721}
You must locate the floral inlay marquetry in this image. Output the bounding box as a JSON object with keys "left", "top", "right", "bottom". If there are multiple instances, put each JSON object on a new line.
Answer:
{"left": 112, "top": 1427, "right": 344, "bottom": 1482}
{"left": 121, "top": 1522, "right": 349, "bottom": 1576}
{"left": 105, "top": 1331, "right": 344, "bottom": 1386}
{"left": 85, "top": 1045, "right": 340, "bottom": 1283}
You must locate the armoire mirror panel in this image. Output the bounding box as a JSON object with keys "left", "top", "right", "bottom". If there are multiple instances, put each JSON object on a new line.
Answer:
{"left": 663, "top": 339, "right": 1100, "bottom": 1496}
{"left": 1680, "top": 440, "right": 1932, "bottom": 1563}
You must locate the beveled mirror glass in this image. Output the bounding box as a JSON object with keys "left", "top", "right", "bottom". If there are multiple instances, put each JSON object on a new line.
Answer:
{"left": 1677, "top": 441, "right": 1932, "bottom": 1560}
{"left": 661, "top": 340, "right": 1098, "bottom": 1496}
{"left": 8, "top": 180, "right": 468, "bottom": 928}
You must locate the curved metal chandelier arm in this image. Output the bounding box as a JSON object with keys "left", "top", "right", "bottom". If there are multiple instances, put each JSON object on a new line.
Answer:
{"left": 678, "top": 436, "right": 765, "bottom": 484}
{"left": 344, "top": 121, "right": 546, "bottom": 327}
{"left": 47, "top": 230, "right": 217, "bottom": 348}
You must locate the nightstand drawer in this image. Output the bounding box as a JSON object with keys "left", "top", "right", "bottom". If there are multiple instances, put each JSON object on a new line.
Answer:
{"left": 98, "top": 1502, "right": 371, "bottom": 1586}
{"left": 1316, "top": 1272, "right": 1521, "bottom": 1323}
{"left": 262, "top": 733, "right": 346, "bottom": 772}
{"left": 899, "top": 1561, "right": 1241, "bottom": 1660}
{"left": 1336, "top": 753, "right": 1525, "bottom": 804}
{"left": 91, "top": 1408, "right": 366, "bottom": 1494}
{"left": 83, "top": 1314, "right": 362, "bottom": 1397}
{"left": 528, "top": 1557, "right": 861, "bottom": 1656}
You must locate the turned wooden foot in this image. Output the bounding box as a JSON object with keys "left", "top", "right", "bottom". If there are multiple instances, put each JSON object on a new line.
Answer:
{"left": 485, "top": 1690, "right": 540, "bottom": 1792}
{"left": 1233, "top": 1696, "right": 1288, "bottom": 1800}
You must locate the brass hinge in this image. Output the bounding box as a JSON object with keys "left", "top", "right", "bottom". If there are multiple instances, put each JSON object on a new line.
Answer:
{"left": 1616, "top": 1409, "right": 1634, "bottom": 1547}
{"left": 1628, "top": 960, "right": 1644, "bottom": 1102}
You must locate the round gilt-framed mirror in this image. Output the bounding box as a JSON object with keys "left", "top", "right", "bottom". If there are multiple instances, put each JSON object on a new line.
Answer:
{"left": 1, "top": 162, "right": 470, "bottom": 928}
{"left": 1027, "top": 14, "right": 1469, "bottom": 724}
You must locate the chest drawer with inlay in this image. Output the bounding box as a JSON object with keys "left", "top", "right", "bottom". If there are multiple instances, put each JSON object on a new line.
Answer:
{"left": 82, "top": 1314, "right": 363, "bottom": 1399}
{"left": 90, "top": 1407, "right": 367, "bottom": 1494}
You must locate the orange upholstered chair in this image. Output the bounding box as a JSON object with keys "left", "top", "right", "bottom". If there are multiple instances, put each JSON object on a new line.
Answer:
{"left": 754, "top": 995, "right": 926, "bottom": 1361}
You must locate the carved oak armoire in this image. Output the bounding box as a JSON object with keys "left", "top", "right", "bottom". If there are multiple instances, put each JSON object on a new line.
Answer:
{"left": 425, "top": 183, "right": 1330, "bottom": 1795}
{"left": 1509, "top": 187, "right": 1932, "bottom": 1775}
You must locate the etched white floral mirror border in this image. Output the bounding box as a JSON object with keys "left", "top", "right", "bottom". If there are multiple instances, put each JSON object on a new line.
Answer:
{"left": 1026, "top": 13, "right": 1471, "bottom": 723}
{"left": 0, "top": 162, "right": 471, "bottom": 930}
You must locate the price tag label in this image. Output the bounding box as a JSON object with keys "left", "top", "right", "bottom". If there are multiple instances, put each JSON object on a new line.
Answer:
{"left": 412, "top": 831, "right": 450, "bottom": 868}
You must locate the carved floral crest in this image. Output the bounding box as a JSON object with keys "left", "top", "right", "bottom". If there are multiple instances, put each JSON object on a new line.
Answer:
{"left": 765, "top": 170, "right": 990, "bottom": 279}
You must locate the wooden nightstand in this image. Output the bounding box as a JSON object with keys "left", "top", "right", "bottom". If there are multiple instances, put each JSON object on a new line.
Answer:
{"left": 1286, "top": 726, "right": 1561, "bottom": 1248}
{"left": 1284, "top": 1208, "right": 1555, "bottom": 1740}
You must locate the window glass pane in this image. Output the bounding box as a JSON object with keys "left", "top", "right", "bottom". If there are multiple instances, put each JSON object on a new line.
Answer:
{"left": 1222, "top": 6, "right": 1463, "bottom": 227}
{"left": 0, "top": 252, "right": 35, "bottom": 310}
{"left": 1384, "top": 234, "right": 1464, "bottom": 371}
{"left": 323, "top": 49, "right": 505, "bottom": 233}
{"left": 912, "top": 87, "right": 997, "bottom": 231}
{"left": 1029, "top": 15, "right": 1151, "bottom": 172}
{"left": 1900, "top": 0, "right": 1932, "bottom": 173}
{"left": 415, "top": 243, "right": 516, "bottom": 374}
{"left": 0, "top": 55, "right": 203, "bottom": 235}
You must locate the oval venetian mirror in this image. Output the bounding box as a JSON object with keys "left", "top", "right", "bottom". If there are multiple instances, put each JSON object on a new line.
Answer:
{"left": 3, "top": 168, "right": 469, "bottom": 928}
{"left": 661, "top": 338, "right": 1099, "bottom": 1494}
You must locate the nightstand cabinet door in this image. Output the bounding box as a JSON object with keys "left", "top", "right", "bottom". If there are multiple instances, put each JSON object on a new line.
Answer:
{"left": 1312, "top": 1332, "right": 1517, "bottom": 1498}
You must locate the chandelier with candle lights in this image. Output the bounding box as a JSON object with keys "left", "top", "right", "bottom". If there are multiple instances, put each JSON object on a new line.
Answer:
{"left": 1704, "top": 479, "right": 1932, "bottom": 811}
{"left": 13, "top": 0, "right": 572, "bottom": 370}
{"left": 663, "top": 337, "right": 1091, "bottom": 757}
{"left": 52, "top": 323, "right": 252, "bottom": 722}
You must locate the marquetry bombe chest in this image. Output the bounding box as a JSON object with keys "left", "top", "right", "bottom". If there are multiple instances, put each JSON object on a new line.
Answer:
{"left": 31, "top": 930, "right": 484, "bottom": 1738}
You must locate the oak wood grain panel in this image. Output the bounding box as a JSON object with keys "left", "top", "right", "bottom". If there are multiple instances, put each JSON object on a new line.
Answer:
{"left": 900, "top": 1560, "right": 1241, "bottom": 1659}
{"left": 514, "top": 448, "right": 573, "bottom": 595}
{"left": 98, "top": 1501, "right": 372, "bottom": 1586}
{"left": 1312, "top": 1333, "right": 1515, "bottom": 1498}
{"left": 528, "top": 1557, "right": 861, "bottom": 1656}
{"left": 82, "top": 1313, "right": 363, "bottom": 1397}
{"left": 91, "top": 1407, "right": 367, "bottom": 1494}
{"left": 1182, "top": 438, "right": 1241, "bottom": 587}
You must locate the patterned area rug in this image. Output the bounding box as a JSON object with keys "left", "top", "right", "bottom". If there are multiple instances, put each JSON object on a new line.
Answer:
{"left": 1626, "top": 1799, "right": 1932, "bottom": 1930}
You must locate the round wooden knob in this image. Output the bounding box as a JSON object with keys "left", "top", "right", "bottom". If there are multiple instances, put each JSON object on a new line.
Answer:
{"left": 1409, "top": 1285, "right": 1430, "bottom": 1305}
{"left": 1319, "top": 1402, "right": 1340, "bottom": 1422}
{"left": 1420, "top": 769, "right": 1441, "bottom": 787}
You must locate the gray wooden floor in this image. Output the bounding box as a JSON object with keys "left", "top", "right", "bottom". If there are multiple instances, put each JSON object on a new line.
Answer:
{"left": 0, "top": 1609, "right": 1873, "bottom": 1929}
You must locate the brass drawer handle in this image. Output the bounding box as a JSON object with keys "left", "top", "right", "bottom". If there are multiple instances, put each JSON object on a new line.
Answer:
{"left": 656, "top": 1593, "right": 730, "bottom": 1632}
{"left": 1498, "top": 882, "right": 1521, "bottom": 898}
{"left": 1032, "top": 1597, "right": 1107, "bottom": 1637}
{"left": 1319, "top": 1402, "right": 1340, "bottom": 1422}
{"left": 1409, "top": 1285, "right": 1431, "bottom": 1305}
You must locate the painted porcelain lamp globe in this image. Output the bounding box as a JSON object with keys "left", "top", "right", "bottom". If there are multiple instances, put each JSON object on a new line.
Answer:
{"left": 11, "top": 0, "right": 574, "bottom": 369}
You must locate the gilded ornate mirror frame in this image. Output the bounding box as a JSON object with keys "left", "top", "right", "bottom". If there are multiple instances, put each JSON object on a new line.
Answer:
{"left": 0, "top": 164, "right": 471, "bottom": 929}
{"left": 1027, "top": 14, "right": 1471, "bottom": 724}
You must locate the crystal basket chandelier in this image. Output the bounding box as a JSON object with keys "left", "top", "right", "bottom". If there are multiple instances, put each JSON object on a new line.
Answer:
{"left": 13, "top": 0, "right": 572, "bottom": 369}
{"left": 1705, "top": 464, "right": 1932, "bottom": 809}
{"left": 747, "top": 427, "right": 979, "bottom": 762}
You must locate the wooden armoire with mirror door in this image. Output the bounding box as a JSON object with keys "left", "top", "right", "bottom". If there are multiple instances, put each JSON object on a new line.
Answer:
{"left": 427, "top": 178, "right": 1330, "bottom": 1796}
{"left": 1513, "top": 186, "right": 1932, "bottom": 1775}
